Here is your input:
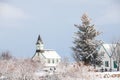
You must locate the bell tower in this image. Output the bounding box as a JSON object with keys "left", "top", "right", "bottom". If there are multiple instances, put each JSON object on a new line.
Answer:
{"left": 36, "top": 35, "right": 44, "bottom": 50}
{"left": 32, "top": 35, "right": 44, "bottom": 61}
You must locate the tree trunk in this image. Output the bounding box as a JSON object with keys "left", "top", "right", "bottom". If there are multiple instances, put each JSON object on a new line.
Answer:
{"left": 110, "top": 57, "right": 112, "bottom": 72}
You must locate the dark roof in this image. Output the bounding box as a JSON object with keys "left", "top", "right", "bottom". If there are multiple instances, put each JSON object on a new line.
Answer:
{"left": 36, "top": 35, "right": 43, "bottom": 44}
{"left": 36, "top": 50, "right": 44, "bottom": 53}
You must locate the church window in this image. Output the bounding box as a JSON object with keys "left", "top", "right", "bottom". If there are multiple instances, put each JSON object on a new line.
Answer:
{"left": 52, "top": 59, "right": 54, "bottom": 64}
{"left": 56, "top": 59, "right": 59, "bottom": 63}
{"left": 48, "top": 59, "right": 50, "bottom": 63}
{"left": 105, "top": 61, "right": 109, "bottom": 67}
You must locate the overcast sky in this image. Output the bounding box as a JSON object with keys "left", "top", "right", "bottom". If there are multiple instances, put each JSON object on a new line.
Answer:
{"left": 0, "top": 0, "right": 120, "bottom": 60}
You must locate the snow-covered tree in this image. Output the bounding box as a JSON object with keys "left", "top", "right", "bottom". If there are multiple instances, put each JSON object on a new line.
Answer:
{"left": 0, "top": 58, "right": 42, "bottom": 80}
{"left": 72, "top": 13, "right": 102, "bottom": 67}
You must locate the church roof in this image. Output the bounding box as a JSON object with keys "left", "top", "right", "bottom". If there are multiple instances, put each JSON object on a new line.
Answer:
{"left": 41, "top": 49, "right": 61, "bottom": 59}
{"left": 36, "top": 35, "right": 43, "bottom": 44}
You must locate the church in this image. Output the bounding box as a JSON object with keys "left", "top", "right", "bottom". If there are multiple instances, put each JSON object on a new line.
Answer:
{"left": 32, "top": 35, "right": 61, "bottom": 69}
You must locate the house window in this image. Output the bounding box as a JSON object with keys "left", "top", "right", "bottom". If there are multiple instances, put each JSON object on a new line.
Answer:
{"left": 105, "top": 61, "right": 109, "bottom": 67}
{"left": 113, "top": 61, "right": 117, "bottom": 68}
{"left": 48, "top": 59, "right": 50, "bottom": 63}
{"left": 52, "top": 59, "right": 54, "bottom": 64}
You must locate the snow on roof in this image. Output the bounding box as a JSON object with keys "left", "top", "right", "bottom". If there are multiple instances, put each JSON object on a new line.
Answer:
{"left": 42, "top": 50, "right": 61, "bottom": 59}
{"left": 99, "top": 44, "right": 116, "bottom": 56}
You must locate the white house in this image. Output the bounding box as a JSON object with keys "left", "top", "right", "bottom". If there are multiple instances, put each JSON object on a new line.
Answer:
{"left": 97, "top": 44, "right": 118, "bottom": 71}
{"left": 32, "top": 35, "right": 61, "bottom": 69}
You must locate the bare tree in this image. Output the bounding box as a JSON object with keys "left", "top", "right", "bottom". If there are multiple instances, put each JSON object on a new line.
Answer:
{"left": 115, "top": 42, "right": 120, "bottom": 71}
{"left": 106, "top": 41, "right": 120, "bottom": 71}
{"left": 0, "top": 51, "right": 13, "bottom": 60}
{"left": 112, "top": 41, "right": 120, "bottom": 71}
{"left": 102, "top": 44, "right": 116, "bottom": 71}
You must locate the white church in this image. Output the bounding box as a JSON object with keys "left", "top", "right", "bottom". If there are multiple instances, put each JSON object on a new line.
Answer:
{"left": 32, "top": 35, "right": 61, "bottom": 69}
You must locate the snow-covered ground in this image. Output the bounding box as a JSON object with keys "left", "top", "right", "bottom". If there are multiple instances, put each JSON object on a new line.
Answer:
{"left": 73, "top": 72, "right": 120, "bottom": 80}
{"left": 92, "top": 72, "right": 120, "bottom": 80}
{"left": 34, "top": 69, "right": 120, "bottom": 80}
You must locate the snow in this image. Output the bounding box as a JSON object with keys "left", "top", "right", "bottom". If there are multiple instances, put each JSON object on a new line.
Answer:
{"left": 90, "top": 72, "right": 120, "bottom": 80}
{"left": 34, "top": 70, "right": 120, "bottom": 80}
{"left": 0, "top": 76, "right": 7, "bottom": 79}
{"left": 35, "top": 70, "right": 48, "bottom": 77}
{"left": 42, "top": 50, "right": 61, "bottom": 58}
{"left": 101, "top": 44, "right": 116, "bottom": 56}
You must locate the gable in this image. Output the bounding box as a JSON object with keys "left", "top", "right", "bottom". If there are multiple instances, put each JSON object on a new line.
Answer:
{"left": 98, "top": 44, "right": 116, "bottom": 57}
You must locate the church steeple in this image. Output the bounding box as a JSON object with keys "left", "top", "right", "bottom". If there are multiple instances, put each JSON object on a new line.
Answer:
{"left": 36, "top": 35, "right": 44, "bottom": 50}
{"left": 36, "top": 35, "right": 43, "bottom": 44}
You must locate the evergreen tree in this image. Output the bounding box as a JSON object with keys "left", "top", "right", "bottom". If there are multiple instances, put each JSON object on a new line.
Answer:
{"left": 72, "top": 13, "right": 102, "bottom": 66}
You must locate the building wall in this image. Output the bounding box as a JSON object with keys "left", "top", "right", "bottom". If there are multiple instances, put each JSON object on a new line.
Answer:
{"left": 97, "top": 44, "right": 118, "bottom": 71}
{"left": 32, "top": 52, "right": 61, "bottom": 67}
{"left": 101, "top": 53, "right": 117, "bottom": 71}
{"left": 44, "top": 58, "right": 61, "bottom": 67}
{"left": 32, "top": 52, "right": 45, "bottom": 63}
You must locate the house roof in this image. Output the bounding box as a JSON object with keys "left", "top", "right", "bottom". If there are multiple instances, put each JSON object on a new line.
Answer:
{"left": 41, "top": 49, "right": 61, "bottom": 59}
{"left": 99, "top": 44, "right": 116, "bottom": 57}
